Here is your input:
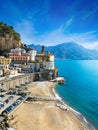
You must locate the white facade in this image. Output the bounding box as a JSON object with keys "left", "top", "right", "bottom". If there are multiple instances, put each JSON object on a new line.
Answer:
{"left": 10, "top": 70, "right": 18, "bottom": 75}
{"left": 10, "top": 48, "right": 26, "bottom": 55}
{"left": 45, "top": 54, "right": 54, "bottom": 70}
{"left": 45, "top": 61, "right": 54, "bottom": 70}
{"left": 35, "top": 63, "right": 40, "bottom": 71}
{"left": 28, "top": 50, "right": 37, "bottom": 61}
{"left": 49, "top": 55, "right": 54, "bottom": 61}
{"left": 0, "top": 69, "right": 3, "bottom": 76}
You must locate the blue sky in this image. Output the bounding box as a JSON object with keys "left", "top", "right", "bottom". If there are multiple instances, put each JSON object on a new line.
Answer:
{"left": 0, "top": 0, "right": 98, "bottom": 49}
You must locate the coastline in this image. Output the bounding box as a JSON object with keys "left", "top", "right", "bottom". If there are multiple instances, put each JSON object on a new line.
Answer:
{"left": 9, "top": 81, "right": 94, "bottom": 130}
{"left": 53, "top": 84, "right": 95, "bottom": 130}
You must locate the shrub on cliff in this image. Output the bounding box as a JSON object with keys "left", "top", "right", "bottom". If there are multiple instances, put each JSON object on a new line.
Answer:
{"left": 0, "top": 22, "right": 21, "bottom": 56}
{"left": 0, "top": 22, "right": 21, "bottom": 40}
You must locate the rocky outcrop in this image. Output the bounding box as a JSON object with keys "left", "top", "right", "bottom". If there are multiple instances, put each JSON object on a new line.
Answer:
{"left": 0, "top": 33, "right": 21, "bottom": 51}
{"left": 0, "top": 22, "right": 21, "bottom": 52}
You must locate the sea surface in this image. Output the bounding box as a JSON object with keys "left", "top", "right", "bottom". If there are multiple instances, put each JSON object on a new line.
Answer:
{"left": 55, "top": 60, "right": 98, "bottom": 130}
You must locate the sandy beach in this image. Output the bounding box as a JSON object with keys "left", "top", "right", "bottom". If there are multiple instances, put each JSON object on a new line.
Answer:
{"left": 9, "top": 81, "right": 89, "bottom": 130}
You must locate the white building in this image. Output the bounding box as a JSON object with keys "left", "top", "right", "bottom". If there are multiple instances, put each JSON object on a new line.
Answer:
{"left": 0, "top": 69, "right": 3, "bottom": 76}
{"left": 45, "top": 54, "right": 54, "bottom": 70}
{"left": 10, "top": 48, "right": 26, "bottom": 55}
{"left": 35, "top": 48, "right": 55, "bottom": 70}
{"left": 45, "top": 61, "right": 54, "bottom": 70}
{"left": 28, "top": 49, "right": 37, "bottom": 61}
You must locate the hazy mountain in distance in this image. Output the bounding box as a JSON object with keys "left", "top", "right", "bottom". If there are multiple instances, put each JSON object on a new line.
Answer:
{"left": 28, "top": 42, "right": 98, "bottom": 60}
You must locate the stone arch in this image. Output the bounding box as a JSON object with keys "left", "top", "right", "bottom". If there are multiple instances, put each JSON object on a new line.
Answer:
{"left": 34, "top": 73, "right": 41, "bottom": 81}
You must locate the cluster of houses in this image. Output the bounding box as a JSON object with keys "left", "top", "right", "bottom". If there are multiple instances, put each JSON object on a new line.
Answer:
{"left": 0, "top": 46, "right": 55, "bottom": 76}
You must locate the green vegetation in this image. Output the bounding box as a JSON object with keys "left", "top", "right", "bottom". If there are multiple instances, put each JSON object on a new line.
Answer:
{"left": 0, "top": 22, "right": 21, "bottom": 41}
{"left": 0, "top": 50, "right": 9, "bottom": 57}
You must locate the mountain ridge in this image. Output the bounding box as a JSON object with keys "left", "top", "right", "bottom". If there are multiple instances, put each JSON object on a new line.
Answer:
{"left": 28, "top": 42, "right": 98, "bottom": 60}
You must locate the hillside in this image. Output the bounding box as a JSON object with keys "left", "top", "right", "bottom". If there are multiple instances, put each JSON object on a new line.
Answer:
{"left": 28, "top": 42, "right": 98, "bottom": 60}
{"left": 0, "top": 22, "right": 21, "bottom": 56}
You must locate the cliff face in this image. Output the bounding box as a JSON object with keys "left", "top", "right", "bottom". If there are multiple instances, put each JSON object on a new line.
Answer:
{"left": 0, "top": 33, "right": 21, "bottom": 50}
{"left": 0, "top": 22, "right": 21, "bottom": 51}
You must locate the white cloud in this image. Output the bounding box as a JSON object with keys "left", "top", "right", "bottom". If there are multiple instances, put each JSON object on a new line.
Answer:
{"left": 64, "top": 17, "right": 73, "bottom": 29}
{"left": 83, "top": 41, "right": 98, "bottom": 49}
{"left": 59, "top": 17, "right": 73, "bottom": 32}
{"left": 14, "top": 20, "right": 98, "bottom": 49}
{"left": 31, "top": 29, "right": 98, "bottom": 49}
{"left": 14, "top": 20, "right": 38, "bottom": 44}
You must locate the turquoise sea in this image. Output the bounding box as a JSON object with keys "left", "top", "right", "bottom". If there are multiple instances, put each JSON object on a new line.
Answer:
{"left": 55, "top": 60, "right": 98, "bottom": 130}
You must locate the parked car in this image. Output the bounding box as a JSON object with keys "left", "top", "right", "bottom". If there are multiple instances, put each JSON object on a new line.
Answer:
{"left": 5, "top": 107, "right": 11, "bottom": 113}
{"left": 0, "top": 103, "right": 4, "bottom": 108}
{"left": 5, "top": 99, "right": 9, "bottom": 103}
{"left": 13, "top": 102, "right": 18, "bottom": 107}
{"left": 0, "top": 95, "right": 5, "bottom": 98}
{"left": 8, "top": 96, "right": 14, "bottom": 100}
{"left": 9, "top": 105, "right": 14, "bottom": 110}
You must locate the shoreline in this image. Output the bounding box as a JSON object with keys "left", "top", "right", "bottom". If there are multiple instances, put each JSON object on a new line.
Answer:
{"left": 53, "top": 83, "right": 96, "bottom": 130}
{"left": 9, "top": 81, "right": 95, "bottom": 130}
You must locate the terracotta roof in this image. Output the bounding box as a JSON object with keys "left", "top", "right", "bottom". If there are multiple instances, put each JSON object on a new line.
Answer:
{"left": 36, "top": 54, "right": 45, "bottom": 57}
{"left": 47, "top": 54, "right": 53, "bottom": 56}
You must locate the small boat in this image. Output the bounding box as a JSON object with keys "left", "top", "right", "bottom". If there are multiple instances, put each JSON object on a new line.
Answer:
{"left": 50, "top": 77, "right": 65, "bottom": 84}
{"left": 56, "top": 77, "right": 65, "bottom": 84}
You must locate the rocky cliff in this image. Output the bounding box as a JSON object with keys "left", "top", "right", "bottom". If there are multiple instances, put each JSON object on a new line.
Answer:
{"left": 0, "top": 22, "right": 21, "bottom": 54}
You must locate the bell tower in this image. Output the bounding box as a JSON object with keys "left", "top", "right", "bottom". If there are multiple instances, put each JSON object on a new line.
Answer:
{"left": 41, "top": 45, "right": 44, "bottom": 54}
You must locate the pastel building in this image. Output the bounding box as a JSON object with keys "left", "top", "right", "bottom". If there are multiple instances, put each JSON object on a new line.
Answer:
{"left": 9, "top": 46, "right": 55, "bottom": 72}
{"left": 45, "top": 53, "right": 54, "bottom": 70}
{"left": 10, "top": 48, "right": 26, "bottom": 55}
{"left": 35, "top": 46, "right": 54, "bottom": 71}
{"left": 9, "top": 48, "right": 37, "bottom": 64}
{"left": 0, "top": 69, "right": 3, "bottom": 76}
{"left": 28, "top": 49, "right": 37, "bottom": 61}
{"left": 9, "top": 54, "right": 30, "bottom": 64}
{"left": 0, "top": 56, "right": 11, "bottom": 69}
